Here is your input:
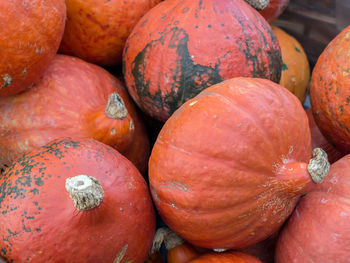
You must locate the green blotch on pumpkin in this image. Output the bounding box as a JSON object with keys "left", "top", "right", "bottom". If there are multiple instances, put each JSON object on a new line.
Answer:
{"left": 339, "top": 105, "right": 344, "bottom": 116}
{"left": 34, "top": 177, "right": 44, "bottom": 186}
{"left": 282, "top": 62, "right": 288, "bottom": 71}
{"left": 295, "top": 46, "right": 301, "bottom": 53}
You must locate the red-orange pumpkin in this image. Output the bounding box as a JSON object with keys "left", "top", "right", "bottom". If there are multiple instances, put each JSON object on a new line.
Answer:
{"left": 189, "top": 251, "right": 262, "bottom": 263}
{"left": 123, "top": 0, "right": 282, "bottom": 121}
{"left": 259, "top": 0, "right": 289, "bottom": 23}
{"left": 149, "top": 77, "right": 329, "bottom": 250}
{"left": 306, "top": 108, "right": 344, "bottom": 164}
{"left": 59, "top": 0, "right": 161, "bottom": 66}
{"left": 0, "top": 0, "right": 66, "bottom": 96}
{"left": 310, "top": 26, "right": 350, "bottom": 154}
{"left": 0, "top": 137, "right": 155, "bottom": 262}
{"left": 276, "top": 154, "right": 350, "bottom": 262}
{"left": 0, "top": 55, "right": 149, "bottom": 174}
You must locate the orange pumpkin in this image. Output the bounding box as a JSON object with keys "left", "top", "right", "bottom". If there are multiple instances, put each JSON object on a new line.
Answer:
{"left": 0, "top": 0, "right": 66, "bottom": 96}
{"left": 189, "top": 251, "right": 262, "bottom": 263}
{"left": 272, "top": 25, "right": 310, "bottom": 102}
{"left": 259, "top": 0, "right": 289, "bottom": 23}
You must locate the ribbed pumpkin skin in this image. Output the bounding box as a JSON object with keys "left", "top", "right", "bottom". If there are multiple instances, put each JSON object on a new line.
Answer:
{"left": 59, "top": 0, "right": 161, "bottom": 66}
{"left": 276, "top": 154, "right": 350, "bottom": 262}
{"left": 123, "top": 0, "right": 282, "bottom": 121}
{"left": 0, "top": 137, "right": 155, "bottom": 262}
{"left": 189, "top": 251, "right": 262, "bottom": 263}
{"left": 259, "top": 0, "right": 289, "bottom": 23}
{"left": 310, "top": 26, "right": 350, "bottom": 154}
{"left": 0, "top": 55, "right": 149, "bottom": 174}
{"left": 149, "top": 77, "right": 313, "bottom": 249}
{"left": 0, "top": 0, "right": 66, "bottom": 96}
{"left": 272, "top": 26, "right": 310, "bottom": 102}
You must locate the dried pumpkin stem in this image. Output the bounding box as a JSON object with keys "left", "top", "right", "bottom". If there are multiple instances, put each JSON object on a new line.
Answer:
{"left": 307, "top": 148, "right": 330, "bottom": 184}
{"left": 105, "top": 92, "right": 128, "bottom": 119}
{"left": 150, "top": 227, "right": 185, "bottom": 254}
{"left": 65, "top": 175, "right": 104, "bottom": 211}
{"left": 245, "top": 0, "right": 269, "bottom": 10}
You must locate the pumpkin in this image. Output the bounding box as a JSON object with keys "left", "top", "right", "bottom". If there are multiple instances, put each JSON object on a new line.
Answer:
{"left": 189, "top": 251, "right": 262, "bottom": 263}
{"left": 310, "top": 26, "right": 350, "bottom": 154}
{"left": 272, "top": 25, "right": 310, "bottom": 102}
{"left": 0, "top": 137, "right": 155, "bottom": 262}
{"left": 149, "top": 77, "right": 330, "bottom": 250}
{"left": 306, "top": 108, "right": 344, "bottom": 164}
{"left": 276, "top": 154, "right": 350, "bottom": 262}
{"left": 0, "top": 54, "right": 149, "bottom": 174}
{"left": 59, "top": 0, "right": 161, "bottom": 67}
{"left": 0, "top": 0, "right": 66, "bottom": 96}
{"left": 259, "top": 0, "right": 289, "bottom": 23}
{"left": 123, "top": 0, "right": 282, "bottom": 121}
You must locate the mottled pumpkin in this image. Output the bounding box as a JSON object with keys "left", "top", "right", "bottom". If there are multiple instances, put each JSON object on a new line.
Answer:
{"left": 59, "top": 0, "right": 161, "bottom": 66}
{"left": 259, "top": 0, "right": 289, "bottom": 23}
{"left": 0, "top": 55, "right": 149, "bottom": 174}
{"left": 123, "top": 0, "right": 282, "bottom": 121}
{"left": 272, "top": 25, "right": 310, "bottom": 102}
{"left": 189, "top": 251, "right": 262, "bottom": 263}
{"left": 310, "top": 26, "right": 350, "bottom": 153}
{"left": 0, "top": 137, "right": 155, "bottom": 262}
{"left": 149, "top": 77, "right": 329, "bottom": 250}
{"left": 0, "top": 0, "right": 66, "bottom": 96}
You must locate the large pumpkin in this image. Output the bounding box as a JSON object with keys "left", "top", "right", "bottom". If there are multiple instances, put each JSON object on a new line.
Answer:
{"left": 259, "top": 0, "right": 289, "bottom": 23}
{"left": 189, "top": 251, "right": 262, "bottom": 263}
{"left": 123, "top": 0, "right": 282, "bottom": 121}
{"left": 0, "top": 55, "right": 149, "bottom": 174}
{"left": 59, "top": 0, "right": 161, "bottom": 67}
{"left": 0, "top": 0, "right": 66, "bottom": 96}
{"left": 149, "top": 77, "right": 329, "bottom": 250}
{"left": 0, "top": 137, "right": 155, "bottom": 262}
{"left": 272, "top": 25, "right": 310, "bottom": 102}
{"left": 276, "top": 154, "right": 350, "bottom": 262}
{"left": 310, "top": 26, "right": 350, "bottom": 154}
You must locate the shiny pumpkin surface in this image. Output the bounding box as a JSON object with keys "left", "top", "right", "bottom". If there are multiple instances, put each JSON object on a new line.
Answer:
{"left": 167, "top": 242, "right": 199, "bottom": 263}
{"left": 310, "top": 26, "right": 350, "bottom": 154}
{"left": 0, "top": 55, "right": 149, "bottom": 174}
{"left": 259, "top": 0, "right": 289, "bottom": 23}
{"left": 276, "top": 154, "right": 350, "bottom": 262}
{"left": 0, "top": 0, "right": 66, "bottom": 96}
{"left": 123, "top": 0, "right": 282, "bottom": 121}
{"left": 0, "top": 137, "right": 155, "bottom": 262}
{"left": 149, "top": 77, "right": 313, "bottom": 249}
{"left": 60, "top": 0, "right": 161, "bottom": 66}
{"left": 189, "top": 251, "right": 261, "bottom": 263}
{"left": 272, "top": 25, "right": 310, "bottom": 102}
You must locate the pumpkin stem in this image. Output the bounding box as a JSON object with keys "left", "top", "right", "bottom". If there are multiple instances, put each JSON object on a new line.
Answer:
{"left": 105, "top": 92, "right": 128, "bottom": 119}
{"left": 150, "top": 227, "right": 185, "bottom": 254}
{"left": 307, "top": 148, "right": 330, "bottom": 184}
{"left": 245, "top": 0, "right": 269, "bottom": 10}
{"left": 65, "top": 175, "right": 104, "bottom": 211}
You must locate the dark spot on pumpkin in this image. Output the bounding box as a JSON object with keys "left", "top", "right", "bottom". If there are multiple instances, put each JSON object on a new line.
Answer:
{"left": 198, "top": 0, "right": 203, "bottom": 9}
{"left": 35, "top": 227, "right": 41, "bottom": 233}
{"left": 295, "top": 46, "right": 301, "bottom": 53}
{"left": 226, "top": 36, "right": 230, "bottom": 40}
{"left": 282, "top": 62, "right": 288, "bottom": 71}
{"left": 161, "top": 13, "right": 167, "bottom": 20}
{"left": 221, "top": 23, "right": 225, "bottom": 27}
{"left": 208, "top": 24, "right": 212, "bottom": 28}
{"left": 139, "top": 18, "right": 148, "bottom": 28}
{"left": 181, "top": 7, "right": 189, "bottom": 13}
{"left": 34, "top": 177, "right": 44, "bottom": 186}
{"left": 339, "top": 105, "right": 344, "bottom": 116}
{"left": 195, "top": 25, "right": 199, "bottom": 29}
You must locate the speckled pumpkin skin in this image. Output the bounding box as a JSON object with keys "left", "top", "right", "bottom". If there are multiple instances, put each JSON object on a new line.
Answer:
{"left": 123, "top": 0, "right": 282, "bottom": 121}
{"left": 189, "top": 251, "right": 262, "bottom": 263}
{"left": 59, "top": 0, "right": 161, "bottom": 66}
{"left": 149, "top": 77, "right": 314, "bottom": 249}
{"left": 310, "top": 26, "right": 350, "bottom": 154}
{"left": 0, "top": 137, "right": 155, "bottom": 263}
{"left": 259, "top": 0, "right": 289, "bottom": 23}
{"left": 0, "top": 0, "right": 66, "bottom": 96}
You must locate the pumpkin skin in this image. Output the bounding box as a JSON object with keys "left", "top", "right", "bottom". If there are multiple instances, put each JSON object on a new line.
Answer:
{"left": 189, "top": 251, "right": 262, "bottom": 263}
{"left": 275, "top": 154, "right": 350, "bottom": 262}
{"left": 167, "top": 242, "right": 200, "bottom": 263}
{"left": 0, "top": 0, "right": 66, "bottom": 96}
{"left": 310, "top": 26, "right": 350, "bottom": 154}
{"left": 306, "top": 108, "right": 344, "bottom": 164}
{"left": 259, "top": 0, "right": 289, "bottom": 23}
{"left": 272, "top": 25, "right": 310, "bottom": 102}
{"left": 59, "top": 0, "right": 161, "bottom": 67}
{"left": 0, "top": 137, "right": 155, "bottom": 262}
{"left": 0, "top": 54, "right": 149, "bottom": 174}
{"left": 149, "top": 77, "right": 327, "bottom": 250}
{"left": 123, "top": 0, "right": 282, "bottom": 121}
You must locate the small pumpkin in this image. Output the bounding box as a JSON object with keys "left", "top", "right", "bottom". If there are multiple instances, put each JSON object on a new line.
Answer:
{"left": 149, "top": 77, "right": 330, "bottom": 250}
{"left": 310, "top": 26, "right": 350, "bottom": 154}
{"left": 189, "top": 251, "right": 262, "bottom": 263}
{"left": 276, "top": 154, "right": 350, "bottom": 262}
{"left": 0, "top": 55, "right": 149, "bottom": 174}
{"left": 0, "top": 0, "right": 66, "bottom": 96}
{"left": 259, "top": 0, "right": 289, "bottom": 23}
{"left": 123, "top": 0, "right": 282, "bottom": 121}
{"left": 59, "top": 0, "right": 161, "bottom": 66}
{"left": 272, "top": 25, "right": 310, "bottom": 102}
{"left": 0, "top": 137, "right": 155, "bottom": 262}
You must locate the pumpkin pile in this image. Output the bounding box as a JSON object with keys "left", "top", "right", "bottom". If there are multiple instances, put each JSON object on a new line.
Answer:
{"left": 0, "top": 0, "right": 349, "bottom": 262}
